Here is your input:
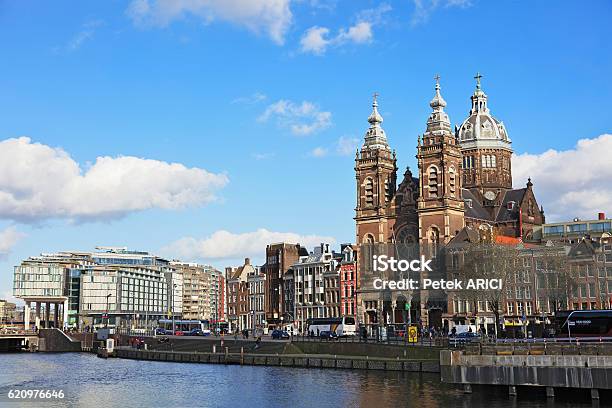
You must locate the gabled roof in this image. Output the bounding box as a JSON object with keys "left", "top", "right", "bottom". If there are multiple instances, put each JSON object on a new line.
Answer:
{"left": 461, "top": 189, "right": 490, "bottom": 220}
{"left": 495, "top": 188, "right": 527, "bottom": 222}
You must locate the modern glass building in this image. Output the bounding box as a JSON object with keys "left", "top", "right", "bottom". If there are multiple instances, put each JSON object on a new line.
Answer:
{"left": 13, "top": 247, "right": 180, "bottom": 330}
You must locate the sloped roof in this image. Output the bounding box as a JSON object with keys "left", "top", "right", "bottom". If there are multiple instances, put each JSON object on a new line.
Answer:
{"left": 461, "top": 189, "right": 490, "bottom": 220}
{"left": 495, "top": 188, "right": 527, "bottom": 222}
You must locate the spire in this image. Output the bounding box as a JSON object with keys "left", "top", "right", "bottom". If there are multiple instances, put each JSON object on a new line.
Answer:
{"left": 430, "top": 74, "right": 447, "bottom": 111}
{"left": 474, "top": 72, "right": 483, "bottom": 90}
{"left": 368, "top": 92, "right": 383, "bottom": 127}
{"left": 425, "top": 75, "right": 451, "bottom": 134}
{"left": 362, "top": 92, "right": 389, "bottom": 150}
{"left": 470, "top": 71, "right": 488, "bottom": 113}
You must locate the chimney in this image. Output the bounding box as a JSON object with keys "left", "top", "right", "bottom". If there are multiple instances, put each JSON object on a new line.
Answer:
{"left": 599, "top": 212, "right": 606, "bottom": 220}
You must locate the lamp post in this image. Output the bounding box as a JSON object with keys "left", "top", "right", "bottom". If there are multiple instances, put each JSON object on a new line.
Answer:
{"left": 105, "top": 293, "right": 112, "bottom": 328}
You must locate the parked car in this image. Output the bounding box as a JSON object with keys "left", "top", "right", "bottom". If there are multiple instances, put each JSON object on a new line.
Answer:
{"left": 271, "top": 329, "right": 290, "bottom": 340}
{"left": 188, "top": 328, "right": 205, "bottom": 336}
{"left": 154, "top": 328, "right": 166, "bottom": 336}
{"left": 319, "top": 330, "right": 338, "bottom": 340}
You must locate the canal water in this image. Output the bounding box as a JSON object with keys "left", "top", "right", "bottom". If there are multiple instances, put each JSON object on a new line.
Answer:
{"left": 0, "top": 353, "right": 602, "bottom": 407}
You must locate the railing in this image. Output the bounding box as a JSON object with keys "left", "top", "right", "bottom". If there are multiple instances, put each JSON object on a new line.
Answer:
{"left": 291, "top": 334, "right": 447, "bottom": 347}
{"left": 0, "top": 329, "right": 38, "bottom": 337}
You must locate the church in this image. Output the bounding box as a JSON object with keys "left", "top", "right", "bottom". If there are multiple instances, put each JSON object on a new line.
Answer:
{"left": 354, "top": 74, "right": 545, "bottom": 328}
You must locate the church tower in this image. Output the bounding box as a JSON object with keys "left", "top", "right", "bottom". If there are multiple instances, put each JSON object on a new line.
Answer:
{"left": 417, "top": 77, "right": 465, "bottom": 249}
{"left": 355, "top": 94, "right": 397, "bottom": 245}
{"left": 456, "top": 73, "right": 513, "bottom": 195}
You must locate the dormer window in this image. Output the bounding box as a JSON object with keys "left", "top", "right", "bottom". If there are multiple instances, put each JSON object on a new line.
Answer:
{"left": 464, "top": 199, "right": 473, "bottom": 208}
{"left": 507, "top": 201, "right": 515, "bottom": 210}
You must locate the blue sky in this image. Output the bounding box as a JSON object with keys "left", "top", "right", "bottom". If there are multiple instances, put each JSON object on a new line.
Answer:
{"left": 1, "top": 0, "right": 611, "bottom": 300}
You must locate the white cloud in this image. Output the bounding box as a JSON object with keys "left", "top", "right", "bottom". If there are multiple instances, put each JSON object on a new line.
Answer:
{"left": 411, "top": 0, "right": 472, "bottom": 26}
{"left": 300, "top": 4, "right": 390, "bottom": 55}
{"left": 0, "top": 227, "right": 25, "bottom": 260}
{"left": 232, "top": 92, "right": 267, "bottom": 105}
{"left": 0, "top": 137, "right": 228, "bottom": 222}
{"left": 127, "top": 0, "right": 292, "bottom": 45}
{"left": 252, "top": 152, "right": 275, "bottom": 160}
{"left": 512, "top": 134, "right": 612, "bottom": 222}
{"left": 310, "top": 147, "right": 328, "bottom": 158}
{"left": 163, "top": 228, "right": 336, "bottom": 260}
{"left": 336, "top": 22, "right": 372, "bottom": 44}
{"left": 259, "top": 100, "right": 332, "bottom": 136}
{"left": 54, "top": 20, "right": 104, "bottom": 53}
{"left": 336, "top": 136, "right": 360, "bottom": 156}
{"left": 300, "top": 26, "right": 331, "bottom": 55}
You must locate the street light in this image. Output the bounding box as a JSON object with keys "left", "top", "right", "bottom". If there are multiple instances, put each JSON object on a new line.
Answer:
{"left": 105, "top": 293, "right": 112, "bottom": 328}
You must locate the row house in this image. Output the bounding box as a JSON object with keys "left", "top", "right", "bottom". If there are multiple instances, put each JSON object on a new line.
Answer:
{"left": 262, "top": 243, "right": 304, "bottom": 330}
{"left": 339, "top": 245, "right": 357, "bottom": 317}
{"left": 444, "top": 230, "right": 612, "bottom": 337}
{"left": 247, "top": 266, "right": 266, "bottom": 331}
{"left": 292, "top": 243, "right": 342, "bottom": 333}
{"left": 225, "top": 258, "right": 255, "bottom": 333}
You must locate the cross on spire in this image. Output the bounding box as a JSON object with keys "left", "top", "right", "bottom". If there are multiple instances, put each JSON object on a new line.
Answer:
{"left": 474, "top": 72, "right": 483, "bottom": 89}
{"left": 372, "top": 92, "right": 379, "bottom": 104}
{"left": 434, "top": 74, "right": 440, "bottom": 84}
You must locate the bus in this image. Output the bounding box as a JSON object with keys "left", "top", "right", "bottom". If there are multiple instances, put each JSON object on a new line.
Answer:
{"left": 306, "top": 316, "right": 356, "bottom": 337}
{"left": 156, "top": 319, "right": 211, "bottom": 336}
{"left": 555, "top": 310, "right": 612, "bottom": 338}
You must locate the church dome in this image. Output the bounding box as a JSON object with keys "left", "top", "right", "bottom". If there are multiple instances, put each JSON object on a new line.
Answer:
{"left": 456, "top": 74, "right": 511, "bottom": 150}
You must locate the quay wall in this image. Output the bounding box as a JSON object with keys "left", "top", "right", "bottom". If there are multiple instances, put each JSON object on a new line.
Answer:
{"left": 114, "top": 348, "right": 440, "bottom": 373}
{"left": 441, "top": 350, "right": 612, "bottom": 390}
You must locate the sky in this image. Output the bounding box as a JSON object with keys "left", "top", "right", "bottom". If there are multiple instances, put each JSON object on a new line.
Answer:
{"left": 1, "top": 0, "right": 612, "bottom": 302}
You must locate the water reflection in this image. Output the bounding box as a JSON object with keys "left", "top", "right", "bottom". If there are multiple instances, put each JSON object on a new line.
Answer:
{"left": 0, "top": 354, "right": 605, "bottom": 407}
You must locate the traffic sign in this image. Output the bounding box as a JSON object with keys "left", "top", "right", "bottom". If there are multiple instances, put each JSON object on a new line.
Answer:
{"left": 408, "top": 325, "right": 418, "bottom": 343}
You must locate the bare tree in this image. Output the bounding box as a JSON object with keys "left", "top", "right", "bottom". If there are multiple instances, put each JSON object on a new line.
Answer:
{"left": 456, "top": 243, "right": 521, "bottom": 337}
{"left": 537, "top": 246, "right": 577, "bottom": 315}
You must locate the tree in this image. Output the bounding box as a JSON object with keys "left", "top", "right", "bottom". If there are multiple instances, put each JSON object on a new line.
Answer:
{"left": 456, "top": 243, "right": 521, "bottom": 337}
{"left": 537, "top": 246, "right": 577, "bottom": 316}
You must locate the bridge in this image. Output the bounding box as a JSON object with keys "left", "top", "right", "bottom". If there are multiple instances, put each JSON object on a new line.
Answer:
{"left": 0, "top": 331, "right": 38, "bottom": 352}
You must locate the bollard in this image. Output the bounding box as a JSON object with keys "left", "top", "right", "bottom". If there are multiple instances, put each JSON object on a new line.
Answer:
{"left": 241, "top": 347, "right": 244, "bottom": 365}
{"left": 213, "top": 344, "right": 216, "bottom": 354}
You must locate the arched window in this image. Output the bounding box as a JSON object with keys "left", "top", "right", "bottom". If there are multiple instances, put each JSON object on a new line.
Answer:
{"left": 429, "top": 227, "right": 440, "bottom": 255}
{"left": 364, "top": 178, "right": 374, "bottom": 207}
{"left": 428, "top": 166, "right": 439, "bottom": 198}
{"left": 384, "top": 178, "right": 391, "bottom": 202}
{"left": 449, "top": 166, "right": 456, "bottom": 196}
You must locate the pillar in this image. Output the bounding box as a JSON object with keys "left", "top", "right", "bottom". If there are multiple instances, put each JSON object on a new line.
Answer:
{"left": 45, "top": 303, "right": 51, "bottom": 328}
{"left": 24, "top": 301, "right": 31, "bottom": 330}
{"left": 63, "top": 299, "right": 69, "bottom": 329}
{"left": 546, "top": 387, "right": 554, "bottom": 398}
{"left": 508, "top": 385, "right": 517, "bottom": 396}
{"left": 35, "top": 302, "right": 41, "bottom": 329}
{"left": 53, "top": 303, "right": 59, "bottom": 328}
